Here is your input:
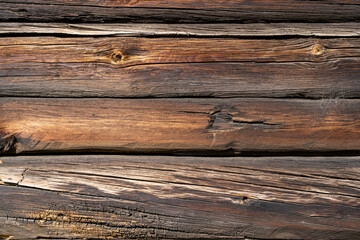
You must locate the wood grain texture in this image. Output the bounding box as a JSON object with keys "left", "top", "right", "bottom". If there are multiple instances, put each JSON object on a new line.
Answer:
{"left": 2, "top": 0, "right": 360, "bottom": 239}
{"left": 1, "top": 23, "right": 360, "bottom": 37}
{"left": 1, "top": 155, "right": 360, "bottom": 239}
{"left": 1, "top": 98, "right": 359, "bottom": 155}
{"left": 1, "top": 37, "right": 360, "bottom": 98}
{"left": 1, "top": 0, "right": 360, "bottom": 23}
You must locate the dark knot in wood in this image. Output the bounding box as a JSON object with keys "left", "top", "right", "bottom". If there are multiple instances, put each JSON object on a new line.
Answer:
{"left": 110, "top": 51, "right": 123, "bottom": 64}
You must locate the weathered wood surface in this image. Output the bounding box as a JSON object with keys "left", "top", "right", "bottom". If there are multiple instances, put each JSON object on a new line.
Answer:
{"left": 1, "top": 36, "right": 360, "bottom": 98}
{"left": 1, "top": 23, "right": 360, "bottom": 37}
{"left": 1, "top": 98, "right": 359, "bottom": 154}
{"left": 1, "top": 155, "right": 359, "bottom": 239}
{"left": 1, "top": 0, "right": 360, "bottom": 23}
{"left": 1, "top": 1, "right": 360, "bottom": 239}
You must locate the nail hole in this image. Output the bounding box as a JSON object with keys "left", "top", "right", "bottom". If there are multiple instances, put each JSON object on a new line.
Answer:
{"left": 311, "top": 44, "right": 325, "bottom": 55}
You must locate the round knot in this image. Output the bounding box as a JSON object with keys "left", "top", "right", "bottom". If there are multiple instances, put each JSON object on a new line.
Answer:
{"left": 109, "top": 51, "right": 123, "bottom": 64}
{"left": 311, "top": 44, "right": 325, "bottom": 55}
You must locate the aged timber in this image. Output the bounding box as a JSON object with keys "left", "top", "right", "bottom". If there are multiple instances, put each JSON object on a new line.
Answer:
{"left": 1, "top": 0, "right": 360, "bottom": 238}
{"left": 1, "top": 0, "right": 360, "bottom": 23}
{"left": 1, "top": 155, "right": 360, "bottom": 239}
{"left": 1, "top": 36, "right": 360, "bottom": 98}
{"left": 1, "top": 23, "right": 360, "bottom": 37}
{"left": 1, "top": 98, "right": 359, "bottom": 154}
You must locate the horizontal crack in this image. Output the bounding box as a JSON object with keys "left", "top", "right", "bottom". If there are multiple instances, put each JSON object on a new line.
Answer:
{"left": 232, "top": 120, "right": 280, "bottom": 126}
{"left": 206, "top": 108, "right": 281, "bottom": 131}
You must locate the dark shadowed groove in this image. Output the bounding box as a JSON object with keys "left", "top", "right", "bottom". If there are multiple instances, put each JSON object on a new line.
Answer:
{"left": 0, "top": 33, "right": 360, "bottom": 39}
{"left": 3, "top": 148, "right": 360, "bottom": 157}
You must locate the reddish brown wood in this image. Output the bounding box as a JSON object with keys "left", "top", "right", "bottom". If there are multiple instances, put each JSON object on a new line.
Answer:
{"left": 1, "top": 98, "right": 359, "bottom": 154}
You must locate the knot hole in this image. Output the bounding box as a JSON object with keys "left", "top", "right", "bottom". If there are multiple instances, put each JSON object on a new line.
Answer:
{"left": 110, "top": 51, "right": 123, "bottom": 64}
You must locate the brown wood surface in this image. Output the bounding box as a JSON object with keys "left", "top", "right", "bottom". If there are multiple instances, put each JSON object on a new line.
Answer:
{"left": 1, "top": 0, "right": 360, "bottom": 23}
{"left": 1, "top": 97, "right": 359, "bottom": 154}
{"left": 1, "top": 36, "right": 360, "bottom": 98}
{"left": 1, "top": 1, "right": 360, "bottom": 238}
{"left": 1, "top": 155, "right": 360, "bottom": 239}
{"left": 1, "top": 23, "right": 360, "bottom": 37}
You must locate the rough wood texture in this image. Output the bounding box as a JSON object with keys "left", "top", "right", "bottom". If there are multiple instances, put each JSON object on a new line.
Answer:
{"left": 1, "top": 23, "right": 360, "bottom": 37}
{"left": 1, "top": 155, "right": 359, "bottom": 239}
{"left": 1, "top": 37, "right": 360, "bottom": 98}
{"left": 2, "top": 1, "right": 360, "bottom": 238}
{"left": 1, "top": 98, "right": 359, "bottom": 154}
{"left": 1, "top": 0, "right": 360, "bottom": 23}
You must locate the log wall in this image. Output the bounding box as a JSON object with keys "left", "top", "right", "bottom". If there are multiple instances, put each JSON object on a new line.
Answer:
{"left": 1, "top": 1, "right": 360, "bottom": 239}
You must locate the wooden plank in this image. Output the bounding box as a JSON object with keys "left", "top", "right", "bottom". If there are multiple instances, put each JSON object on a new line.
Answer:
{"left": 1, "top": 98, "right": 359, "bottom": 154}
{"left": 1, "top": 37, "right": 360, "bottom": 98}
{"left": 1, "top": 23, "right": 360, "bottom": 37}
{"left": 1, "top": 0, "right": 360, "bottom": 23}
{"left": 0, "top": 155, "right": 359, "bottom": 239}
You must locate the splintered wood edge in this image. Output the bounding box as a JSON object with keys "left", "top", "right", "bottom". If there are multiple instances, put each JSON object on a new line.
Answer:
{"left": 0, "top": 23, "right": 359, "bottom": 37}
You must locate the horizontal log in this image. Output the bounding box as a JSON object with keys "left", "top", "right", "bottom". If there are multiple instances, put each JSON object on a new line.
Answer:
{"left": 1, "top": 23, "right": 360, "bottom": 37}
{"left": 0, "top": 155, "right": 359, "bottom": 239}
{"left": 1, "top": 37, "right": 360, "bottom": 98}
{"left": 1, "top": 0, "right": 360, "bottom": 23}
{"left": 1, "top": 98, "right": 360, "bottom": 154}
